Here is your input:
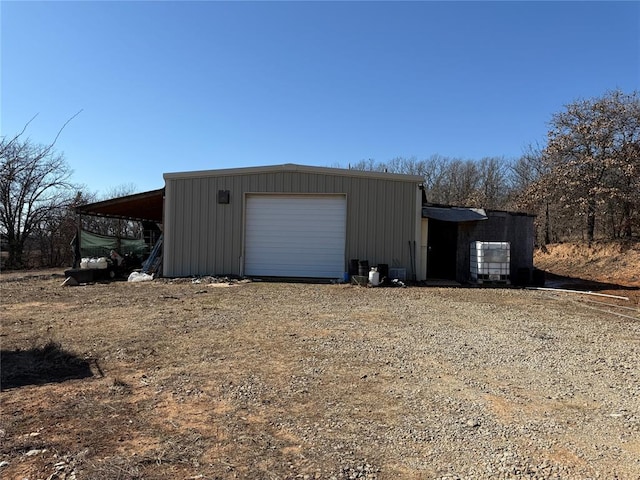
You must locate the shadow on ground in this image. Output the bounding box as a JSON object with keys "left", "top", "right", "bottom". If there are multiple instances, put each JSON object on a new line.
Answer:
{"left": 543, "top": 272, "right": 640, "bottom": 292}
{"left": 1, "top": 342, "right": 94, "bottom": 390}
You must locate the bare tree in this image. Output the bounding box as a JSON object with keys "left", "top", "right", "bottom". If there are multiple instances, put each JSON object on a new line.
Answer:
{"left": 0, "top": 116, "right": 79, "bottom": 268}
{"left": 31, "top": 191, "right": 86, "bottom": 267}
{"left": 510, "top": 144, "right": 556, "bottom": 244}
{"left": 473, "top": 157, "right": 510, "bottom": 209}
{"left": 543, "top": 90, "right": 640, "bottom": 243}
{"left": 341, "top": 91, "right": 640, "bottom": 245}
{"left": 385, "top": 156, "right": 429, "bottom": 177}
{"left": 348, "top": 158, "right": 385, "bottom": 172}
{"left": 510, "top": 143, "right": 547, "bottom": 193}
{"left": 347, "top": 155, "right": 515, "bottom": 209}
{"left": 81, "top": 183, "right": 142, "bottom": 239}
{"left": 421, "top": 155, "right": 450, "bottom": 203}
{"left": 616, "top": 141, "right": 640, "bottom": 237}
{"left": 442, "top": 159, "right": 480, "bottom": 206}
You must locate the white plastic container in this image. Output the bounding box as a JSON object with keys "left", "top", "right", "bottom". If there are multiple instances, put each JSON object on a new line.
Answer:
{"left": 368, "top": 267, "right": 380, "bottom": 286}
{"left": 88, "top": 257, "right": 109, "bottom": 269}
{"left": 470, "top": 241, "right": 510, "bottom": 283}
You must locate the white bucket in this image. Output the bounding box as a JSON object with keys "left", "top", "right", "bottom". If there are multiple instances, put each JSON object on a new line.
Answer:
{"left": 368, "top": 267, "right": 380, "bottom": 287}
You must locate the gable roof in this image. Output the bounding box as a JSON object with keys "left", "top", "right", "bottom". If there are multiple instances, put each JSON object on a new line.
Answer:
{"left": 163, "top": 163, "right": 424, "bottom": 183}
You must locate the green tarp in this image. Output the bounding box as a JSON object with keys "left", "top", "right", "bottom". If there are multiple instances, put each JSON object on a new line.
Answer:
{"left": 80, "top": 230, "right": 147, "bottom": 257}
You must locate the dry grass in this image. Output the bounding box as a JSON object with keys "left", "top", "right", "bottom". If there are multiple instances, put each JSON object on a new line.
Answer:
{"left": 1, "top": 269, "right": 638, "bottom": 479}
{"left": 535, "top": 240, "right": 640, "bottom": 288}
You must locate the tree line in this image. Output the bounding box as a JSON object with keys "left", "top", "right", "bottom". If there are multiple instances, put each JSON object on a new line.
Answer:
{"left": 1, "top": 90, "right": 639, "bottom": 269}
{"left": 350, "top": 90, "right": 640, "bottom": 246}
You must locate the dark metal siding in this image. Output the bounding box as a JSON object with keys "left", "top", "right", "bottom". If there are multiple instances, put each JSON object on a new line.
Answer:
{"left": 456, "top": 212, "right": 535, "bottom": 283}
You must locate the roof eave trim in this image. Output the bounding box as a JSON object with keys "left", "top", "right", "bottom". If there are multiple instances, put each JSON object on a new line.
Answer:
{"left": 422, "top": 206, "right": 489, "bottom": 222}
{"left": 75, "top": 188, "right": 164, "bottom": 213}
{"left": 163, "top": 163, "right": 424, "bottom": 182}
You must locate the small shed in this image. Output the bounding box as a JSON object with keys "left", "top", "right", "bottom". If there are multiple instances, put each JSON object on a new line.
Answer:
{"left": 422, "top": 205, "right": 535, "bottom": 284}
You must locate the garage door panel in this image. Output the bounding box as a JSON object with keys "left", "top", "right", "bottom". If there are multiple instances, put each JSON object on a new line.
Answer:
{"left": 248, "top": 231, "right": 344, "bottom": 243}
{"left": 244, "top": 195, "right": 346, "bottom": 278}
{"left": 247, "top": 224, "right": 343, "bottom": 235}
{"left": 249, "top": 243, "right": 343, "bottom": 254}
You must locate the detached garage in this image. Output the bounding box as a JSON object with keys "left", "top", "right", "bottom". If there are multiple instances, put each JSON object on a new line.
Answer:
{"left": 162, "top": 164, "right": 425, "bottom": 279}
{"left": 244, "top": 194, "right": 346, "bottom": 278}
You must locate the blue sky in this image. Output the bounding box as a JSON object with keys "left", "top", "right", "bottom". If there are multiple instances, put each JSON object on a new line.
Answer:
{"left": 2, "top": 1, "right": 639, "bottom": 196}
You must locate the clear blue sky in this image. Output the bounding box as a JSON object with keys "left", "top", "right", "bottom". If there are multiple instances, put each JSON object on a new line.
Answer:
{"left": 2, "top": 1, "right": 639, "bottom": 197}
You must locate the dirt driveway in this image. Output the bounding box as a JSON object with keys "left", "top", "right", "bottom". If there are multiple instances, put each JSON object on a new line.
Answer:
{"left": 1, "top": 275, "right": 639, "bottom": 479}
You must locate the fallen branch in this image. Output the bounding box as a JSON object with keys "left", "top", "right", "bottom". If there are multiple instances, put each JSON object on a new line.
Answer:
{"left": 571, "top": 303, "right": 639, "bottom": 321}
{"left": 525, "top": 286, "right": 629, "bottom": 301}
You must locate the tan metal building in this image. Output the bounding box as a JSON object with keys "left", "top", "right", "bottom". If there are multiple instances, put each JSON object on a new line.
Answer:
{"left": 163, "top": 164, "right": 425, "bottom": 279}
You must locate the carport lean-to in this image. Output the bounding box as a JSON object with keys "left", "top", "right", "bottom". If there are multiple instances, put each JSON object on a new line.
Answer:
{"left": 69, "top": 189, "right": 165, "bottom": 281}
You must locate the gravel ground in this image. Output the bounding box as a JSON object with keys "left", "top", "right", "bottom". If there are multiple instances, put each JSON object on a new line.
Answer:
{"left": 1, "top": 276, "right": 639, "bottom": 479}
{"left": 241, "top": 284, "right": 639, "bottom": 480}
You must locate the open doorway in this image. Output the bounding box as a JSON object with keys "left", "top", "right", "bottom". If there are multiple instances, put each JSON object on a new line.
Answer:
{"left": 427, "top": 219, "right": 458, "bottom": 280}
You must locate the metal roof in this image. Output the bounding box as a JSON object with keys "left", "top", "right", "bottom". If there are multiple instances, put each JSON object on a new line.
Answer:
{"left": 75, "top": 188, "right": 164, "bottom": 222}
{"left": 422, "top": 206, "right": 488, "bottom": 222}
{"left": 163, "top": 163, "right": 425, "bottom": 183}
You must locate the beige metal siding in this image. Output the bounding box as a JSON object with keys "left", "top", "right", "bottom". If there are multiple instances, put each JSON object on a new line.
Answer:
{"left": 163, "top": 168, "right": 420, "bottom": 277}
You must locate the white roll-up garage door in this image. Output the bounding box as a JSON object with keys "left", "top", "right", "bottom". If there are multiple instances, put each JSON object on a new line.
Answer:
{"left": 244, "top": 194, "right": 346, "bottom": 278}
